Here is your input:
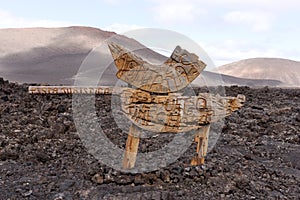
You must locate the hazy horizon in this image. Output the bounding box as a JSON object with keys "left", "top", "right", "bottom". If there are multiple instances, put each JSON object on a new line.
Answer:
{"left": 0, "top": 0, "right": 300, "bottom": 66}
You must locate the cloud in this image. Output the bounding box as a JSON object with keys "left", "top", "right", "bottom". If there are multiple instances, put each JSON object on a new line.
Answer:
{"left": 200, "top": 40, "right": 291, "bottom": 67}
{"left": 103, "top": 23, "right": 145, "bottom": 33}
{"left": 150, "top": 0, "right": 207, "bottom": 23}
{"left": 0, "top": 10, "right": 71, "bottom": 28}
{"left": 148, "top": 0, "right": 300, "bottom": 25}
{"left": 183, "top": 0, "right": 300, "bottom": 11}
{"left": 102, "top": 0, "right": 122, "bottom": 5}
{"left": 102, "top": 0, "right": 133, "bottom": 5}
{"left": 223, "top": 11, "right": 273, "bottom": 32}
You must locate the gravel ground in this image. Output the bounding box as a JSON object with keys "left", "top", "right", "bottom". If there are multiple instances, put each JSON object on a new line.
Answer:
{"left": 0, "top": 78, "right": 299, "bottom": 199}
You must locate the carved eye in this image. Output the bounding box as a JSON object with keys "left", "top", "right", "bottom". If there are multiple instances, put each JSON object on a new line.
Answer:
{"left": 128, "top": 61, "right": 137, "bottom": 69}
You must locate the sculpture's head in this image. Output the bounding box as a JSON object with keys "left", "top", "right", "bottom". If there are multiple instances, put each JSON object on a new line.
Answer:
{"left": 107, "top": 42, "right": 206, "bottom": 93}
{"left": 167, "top": 45, "right": 206, "bottom": 83}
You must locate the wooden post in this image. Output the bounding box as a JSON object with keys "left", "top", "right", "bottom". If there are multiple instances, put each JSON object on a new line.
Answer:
{"left": 191, "top": 125, "right": 210, "bottom": 166}
{"left": 122, "top": 124, "right": 141, "bottom": 169}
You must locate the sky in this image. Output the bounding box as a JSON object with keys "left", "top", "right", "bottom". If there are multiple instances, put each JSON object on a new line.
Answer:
{"left": 0, "top": 0, "right": 300, "bottom": 66}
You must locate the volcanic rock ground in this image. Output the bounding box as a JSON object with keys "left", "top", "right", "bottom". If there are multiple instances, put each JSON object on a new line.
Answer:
{"left": 0, "top": 78, "right": 299, "bottom": 199}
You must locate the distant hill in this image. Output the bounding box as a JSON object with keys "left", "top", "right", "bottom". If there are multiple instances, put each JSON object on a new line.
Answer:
{"left": 0, "top": 26, "right": 287, "bottom": 87}
{"left": 193, "top": 71, "right": 283, "bottom": 87}
{"left": 216, "top": 58, "right": 300, "bottom": 87}
{"left": 0, "top": 26, "right": 112, "bottom": 84}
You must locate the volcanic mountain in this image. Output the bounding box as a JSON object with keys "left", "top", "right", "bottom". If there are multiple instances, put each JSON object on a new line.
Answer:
{"left": 216, "top": 58, "right": 300, "bottom": 87}
{"left": 0, "top": 26, "right": 285, "bottom": 87}
{"left": 0, "top": 26, "right": 165, "bottom": 85}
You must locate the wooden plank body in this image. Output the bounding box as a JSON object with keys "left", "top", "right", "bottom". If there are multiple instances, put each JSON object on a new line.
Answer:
{"left": 28, "top": 86, "right": 245, "bottom": 133}
{"left": 120, "top": 89, "right": 245, "bottom": 133}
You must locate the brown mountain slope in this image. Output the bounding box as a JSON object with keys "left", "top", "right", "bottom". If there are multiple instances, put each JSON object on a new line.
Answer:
{"left": 0, "top": 26, "right": 285, "bottom": 87}
{"left": 0, "top": 26, "right": 115, "bottom": 84}
{"left": 216, "top": 58, "right": 300, "bottom": 87}
{"left": 0, "top": 26, "right": 167, "bottom": 85}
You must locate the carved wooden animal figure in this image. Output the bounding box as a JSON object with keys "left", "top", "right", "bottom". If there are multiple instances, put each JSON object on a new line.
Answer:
{"left": 108, "top": 42, "right": 206, "bottom": 93}
{"left": 28, "top": 42, "right": 246, "bottom": 169}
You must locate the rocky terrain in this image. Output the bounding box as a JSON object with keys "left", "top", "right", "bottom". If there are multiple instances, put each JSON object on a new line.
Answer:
{"left": 0, "top": 77, "right": 299, "bottom": 199}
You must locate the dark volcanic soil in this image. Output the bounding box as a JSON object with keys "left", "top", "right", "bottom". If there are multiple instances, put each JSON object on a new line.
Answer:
{"left": 0, "top": 78, "right": 299, "bottom": 199}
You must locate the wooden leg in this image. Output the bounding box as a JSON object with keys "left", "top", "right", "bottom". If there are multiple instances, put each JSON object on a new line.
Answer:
{"left": 122, "top": 124, "right": 140, "bottom": 169}
{"left": 191, "top": 125, "right": 210, "bottom": 166}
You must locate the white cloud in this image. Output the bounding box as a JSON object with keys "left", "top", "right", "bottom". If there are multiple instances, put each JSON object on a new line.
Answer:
{"left": 102, "top": 0, "right": 122, "bottom": 5}
{"left": 200, "top": 40, "right": 290, "bottom": 67}
{"left": 181, "top": 0, "right": 300, "bottom": 11}
{"left": 150, "top": 0, "right": 207, "bottom": 23}
{"left": 102, "top": 0, "right": 133, "bottom": 5}
{"left": 148, "top": 0, "right": 300, "bottom": 25}
{"left": 103, "top": 23, "right": 145, "bottom": 33}
{"left": 0, "top": 10, "right": 71, "bottom": 28}
{"left": 223, "top": 11, "right": 273, "bottom": 32}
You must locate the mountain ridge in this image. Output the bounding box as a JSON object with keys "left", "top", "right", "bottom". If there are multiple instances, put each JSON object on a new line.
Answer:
{"left": 0, "top": 26, "right": 291, "bottom": 87}
{"left": 216, "top": 58, "right": 300, "bottom": 87}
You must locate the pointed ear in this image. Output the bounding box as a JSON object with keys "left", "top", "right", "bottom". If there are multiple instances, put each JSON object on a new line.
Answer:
{"left": 164, "top": 45, "right": 207, "bottom": 82}
{"left": 107, "top": 42, "right": 147, "bottom": 71}
{"left": 107, "top": 42, "right": 125, "bottom": 68}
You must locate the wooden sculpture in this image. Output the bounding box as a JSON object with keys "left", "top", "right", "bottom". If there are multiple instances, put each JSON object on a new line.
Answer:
{"left": 107, "top": 42, "right": 206, "bottom": 93}
{"left": 29, "top": 42, "right": 245, "bottom": 169}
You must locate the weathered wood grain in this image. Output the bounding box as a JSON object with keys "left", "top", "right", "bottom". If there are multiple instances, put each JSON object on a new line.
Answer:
{"left": 122, "top": 124, "right": 140, "bottom": 169}
{"left": 28, "top": 86, "right": 117, "bottom": 94}
{"left": 191, "top": 125, "right": 210, "bottom": 165}
{"left": 120, "top": 88, "right": 245, "bottom": 133}
{"left": 108, "top": 42, "right": 206, "bottom": 94}
{"left": 28, "top": 86, "right": 245, "bottom": 133}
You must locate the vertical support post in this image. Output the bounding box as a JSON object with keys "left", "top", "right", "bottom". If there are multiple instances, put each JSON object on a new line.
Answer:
{"left": 122, "top": 124, "right": 140, "bottom": 169}
{"left": 191, "top": 125, "right": 210, "bottom": 166}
